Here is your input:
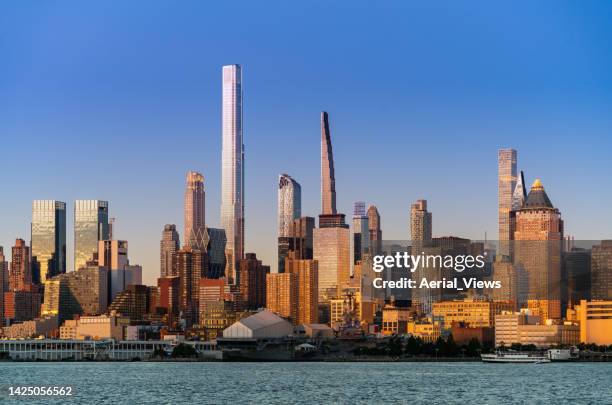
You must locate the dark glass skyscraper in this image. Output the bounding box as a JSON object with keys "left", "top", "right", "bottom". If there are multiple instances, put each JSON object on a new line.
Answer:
{"left": 31, "top": 200, "right": 66, "bottom": 283}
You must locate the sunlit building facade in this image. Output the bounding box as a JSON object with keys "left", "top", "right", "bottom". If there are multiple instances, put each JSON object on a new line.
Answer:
{"left": 42, "top": 266, "right": 108, "bottom": 323}
{"left": 498, "top": 148, "right": 517, "bottom": 257}
{"left": 314, "top": 227, "right": 350, "bottom": 302}
{"left": 184, "top": 171, "right": 206, "bottom": 250}
{"left": 160, "top": 224, "right": 180, "bottom": 278}
{"left": 367, "top": 205, "right": 382, "bottom": 256}
{"left": 74, "top": 200, "right": 109, "bottom": 272}
{"left": 266, "top": 272, "right": 298, "bottom": 323}
{"left": 514, "top": 179, "right": 563, "bottom": 320}
{"left": 9, "top": 239, "right": 31, "bottom": 291}
{"left": 31, "top": 200, "right": 66, "bottom": 283}
{"left": 221, "top": 64, "right": 245, "bottom": 284}
{"left": 278, "top": 174, "right": 301, "bottom": 272}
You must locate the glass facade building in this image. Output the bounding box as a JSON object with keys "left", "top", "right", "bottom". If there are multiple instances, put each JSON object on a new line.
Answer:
{"left": 31, "top": 200, "right": 66, "bottom": 283}
{"left": 278, "top": 174, "right": 301, "bottom": 238}
{"left": 221, "top": 64, "right": 244, "bottom": 284}
{"left": 74, "top": 200, "right": 109, "bottom": 271}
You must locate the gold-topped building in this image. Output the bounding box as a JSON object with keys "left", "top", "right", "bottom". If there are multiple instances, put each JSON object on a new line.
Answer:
{"left": 514, "top": 179, "right": 563, "bottom": 320}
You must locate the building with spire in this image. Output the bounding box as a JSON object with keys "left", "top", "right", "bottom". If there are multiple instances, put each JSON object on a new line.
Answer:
{"left": 221, "top": 64, "right": 245, "bottom": 285}
{"left": 313, "top": 112, "right": 350, "bottom": 311}
{"left": 184, "top": 171, "right": 206, "bottom": 250}
{"left": 514, "top": 178, "right": 563, "bottom": 320}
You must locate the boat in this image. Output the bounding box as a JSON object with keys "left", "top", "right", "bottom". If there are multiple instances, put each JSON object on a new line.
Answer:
{"left": 481, "top": 351, "right": 551, "bottom": 363}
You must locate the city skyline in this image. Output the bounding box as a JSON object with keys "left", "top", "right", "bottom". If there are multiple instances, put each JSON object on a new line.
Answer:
{"left": 2, "top": 2, "right": 612, "bottom": 285}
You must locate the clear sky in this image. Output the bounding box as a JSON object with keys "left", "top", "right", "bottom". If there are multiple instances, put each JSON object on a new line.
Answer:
{"left": 1, "top": 1, "right": 611, "bottom": 285}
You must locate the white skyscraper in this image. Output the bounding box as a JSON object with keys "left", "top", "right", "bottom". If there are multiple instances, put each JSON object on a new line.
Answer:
{"left": 278, "top": 174, "right": 301, "bottom": 237}
{"left": 221, "top": 64, "right": 244, "bottom": 284}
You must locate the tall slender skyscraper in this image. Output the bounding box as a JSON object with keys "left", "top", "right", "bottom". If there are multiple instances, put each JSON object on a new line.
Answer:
{"left": 314, "top": 112, "right": 350, "bottom": 306}
{"left": 367, "top": 205, "right": 382, "bottom": 256}
{"left": 320, "top": 111, "right": 336, "bottom": 216}
{"left": 410, "top": 199, "right": 432, "bottom": 247}
{"left": 0, "top": 247, "right": 7, "bottom": 321}
{"left": 31, "top": 200, "right": 66, "bottom": 283}
{"left": 221, "top": 64, "right": 244, "bottom": 284}
{"left": 184, "top": 171, "right": 206, "bottom": 249}
{"left": 74, "top": 200, "right": 109, "bottom": 271}
{"left": 160, "top": 224, "right": 180, "bottom": 278}
{"left": 498, "top": 148, "right": 517, "bottom": 257}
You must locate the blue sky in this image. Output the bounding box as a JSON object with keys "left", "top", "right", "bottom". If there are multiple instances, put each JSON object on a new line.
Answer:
{"left": 1, "top": 1, "right": 611, "bottom": 284}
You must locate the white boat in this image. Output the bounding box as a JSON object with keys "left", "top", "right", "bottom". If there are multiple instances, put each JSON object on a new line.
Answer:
{"left": 481, "top": 351, "right": 551, "bottom": 363}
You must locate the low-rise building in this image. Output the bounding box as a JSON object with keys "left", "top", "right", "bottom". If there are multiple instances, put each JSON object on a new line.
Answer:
{"left": 381, "top": 303, "right": 412, "bottom": 335}
{"left": 432, "top": 299, "right": 514, "bottom": 328}
{"left": 494, "top": 310, "right": 540, "bottom": 347}
{"left": 450, "top": 321, "right": 494, "bottom": 345}
{"left": 1, "top": 315, "right": 58, "bottom": 339}
{"left": 222, "top": 310, "right": 293, "bottom": 339}
{"left": 575, "top": 300, "right": 612, "bottom": 345}
{"left": 59, "top": 314, "right": 129, "bottom": 341}
{"left": 495, "top": 310, "right": 579, "bottom": 347}
{"left": 407, "top": 320, "right": 442, "bottom": 342}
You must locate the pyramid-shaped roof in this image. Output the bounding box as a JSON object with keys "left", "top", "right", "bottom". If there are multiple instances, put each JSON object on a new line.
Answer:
{"left": 524, "top": 178, "right": 554, "bottom": 209}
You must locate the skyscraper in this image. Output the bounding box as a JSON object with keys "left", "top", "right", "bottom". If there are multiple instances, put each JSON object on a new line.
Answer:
{"left": 278, "top": 174, "right": 301, "bottom": 237}
{"left": 10, "top": 239, "right": 31, "bottom": 291}
{"left": 320, "top": 111, "right": 336, "bottom": 217}
{"left": 514, "top": 179, "right": 563, "bottom": 320}
{"left": 184, "top": 171, "right": 206, "bottom": 250}
{"left": 410, "top": 199, "right": 432, "bottom": 247}
{"left": 313, "top": 111, "right": 350, "bottom": 305}
{"left": 176, "top": 246, "right": 208, "bottom": 326}
{"left": 238, "top": 253, "right": 269, "bottom": 310}
{"left": 74, "top": 200, "right": 109, "bottom": 271}
{"left": 511, "top": 170, "right": 527, "bottom": 211}
{"left": 221, "top": 64, "right": 245, "bottom": 284}
{"left": 498, "top": 148, "right": 517, "bottom": 257}
{"left": 266, "top": 272, "right": 298, "bottom": 323}
{"left": 204, "top": 227, "right": 227, "bottom": 279}
{"left": 352, "top": 201, "right": 369, "bottom": 264}
{"left": 278, "top": 174, "right": 302, "bottom": 272}
{"left": 410, "top": 200, "right": 438, "bottom": 314}
{"left": 160, "top": 224, "right": 180, "bottom": 278}
{"left": 98, "top": 240, "right": 143, "bottom": 302}
{"left": 31, "top": 200, "right": 66, "bottom": 283}
{"left": 0, "top": 247, "right": 8, "bottom": 322}
{"left": 286, "top": 253, "right": 319, "bottom": 325}
{"left": 591, "top": 240, "right": 612, "bottom": 300}
{"left": 367, "top": 205, "right": 382, "bottom": 256}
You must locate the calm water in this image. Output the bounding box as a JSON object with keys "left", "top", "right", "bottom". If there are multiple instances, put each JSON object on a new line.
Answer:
{"left": 0, "top": 362, "right": 610, "bottom": 404}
